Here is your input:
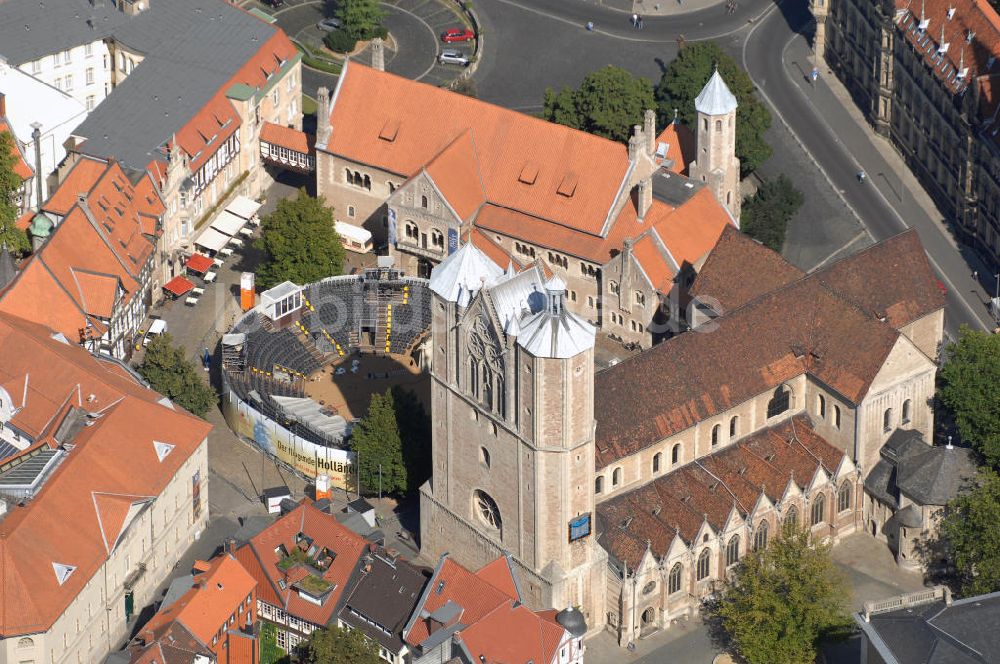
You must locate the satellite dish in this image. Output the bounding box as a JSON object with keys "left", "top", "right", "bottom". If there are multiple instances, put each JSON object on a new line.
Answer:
{"left": 0, "top": 386, "right": 14, "bottom": 425}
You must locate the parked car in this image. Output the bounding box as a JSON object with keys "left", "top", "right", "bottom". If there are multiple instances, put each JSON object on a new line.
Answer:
{"left": 439, "top": 49, "right": 470, "bottom": 66}
{"left": 440, "top": 28, "right": 475, "bottom": 43}
{"left": 316, "top": 17, "right": 342, "bottom": 32}
{"left": 263, "top": 0, "right": 283, "bottom": 7}
{"left": 143, "top": 318, "right": 168, "bottom": 347}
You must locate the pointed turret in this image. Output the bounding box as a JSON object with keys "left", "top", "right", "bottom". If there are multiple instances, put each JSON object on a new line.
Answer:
{"left": 695, "top": 68, "right": 738, "bottom": 116}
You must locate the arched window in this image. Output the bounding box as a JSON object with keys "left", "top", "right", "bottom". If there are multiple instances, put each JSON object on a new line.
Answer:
{"left": 696, "top": 548, "right": 711, "bottom": 580}
{"left": 363, "top": 174, "right": 371, "bottom": 190}
{"left": 727, "top": 191, "right": 731, "bottom": 205}
{"left": 635, "top": 291, "right": 645, "bottom": 306}
{"left": 344, "top": 168, "right": 353, "bottom": 184}
{"left": 595, "top": 476, "right": 604, "bottom": 494}
{"left": 883, "top": 408, "right": 893, "bottom": 432}
{"left": 652, "top": 452, "right": 662, "bottom": 474}
{"left": 703, "top": 118, "right": 708, "bottom": 131}
{"left": 767, "top": 385, "right": 791, "bottom": 418}
{"left": 711, "top": 424, "right": 721, "bottom": 447}
{"left": 811, "top": 493, "right": 826, "bottom": 526}
{"left": 474, "top": 490, "right": 501, "bottom": 531}
{"left": 902, "top": 399, "right": 912, "bottom": 424}
{"left": 817, "top": 394, "right": 826, "bottom": 419}
{"left": 353, "top": 171, "right": 362, "bottom": 185}
{"left": 838, "top": 481, "right": 852, "bottom": 512}
{"left": 609, "top": 280, "right": 620, "bottom": 295}
{"left": 753, "top": 520, "right": 769, "bottom": 551}
{"left": 730, "top": 416, "right": 739, "bottom": 438}
{"left": 405, "top": 221, "right": 418, "bottom": 239}
{"left": 671, "top": 443, "right": 680, "bottom": 465}
{"left": 834, "top": 405, "right": 842, "bottom": 429}
{"left": 421, "top": 195, "right": 429, "bottom": 209}
{"left": 431, "top": 229, "right": 444, "bottom": 248}
{"left": 480, "top": 446, "right": 491, "bottom": 469}
{"left": 715, "top": 119, "right": 722, "bottom": 131}
{"left": 785, "top": 505, "right": 798, "bottom": 528}
{"left": 726, "top": 535, "right": 740, "bottom": 566}
{"left": 668, "top": 563, "right": 683, "bottom": 594}
{"left": 16, "top": 637, "right": 33, "bottom": 649}
{"left": 612, "top": 467, "right": 622, "bottom": 486}
{"left": 481, "top": 365, "right": 493, "bottom": 408}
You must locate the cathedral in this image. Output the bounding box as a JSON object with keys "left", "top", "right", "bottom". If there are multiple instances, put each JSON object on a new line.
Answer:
{"left": 419, "top": 224, "right": 957, "bottom": 645}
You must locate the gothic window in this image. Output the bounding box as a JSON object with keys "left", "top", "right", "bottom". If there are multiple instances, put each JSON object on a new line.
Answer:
{"left": 729, "top": 416, "right": 739, "bottom": 438}
{"left": 421, "top": 195, "right": 429, "bottom": 209}
{"left": 474, "top": 490, "right": 501, "bottom": 531}
{"left": 470, "top": 361, "right": 479, "bottom": 398}
{"left": 609, "top": 280, "right": 620, "bottom": 295}
{"left": 902, "top": 399, "right": 912, "bottom": 424}
{"left": 711, "top": 424, "right": 721, "bottom": 447}
{"left": 468, "top": 319, "right": 504, "bottom": 416}
{"left": 811, "top": 494, "right": 826, "bottom": 526}
{"left": 595, "top": 476, "right": 604, "bottom": 494}
{"left": 668, "top": 564, "right": 682, "bottom": 594}
{"left": 753, "top": 520, "right": 769, "bottom": 551}
{"left": 635, "top": 291, "right": 645, "bottom": 306}
{"left": 612, "top": 467, "right": 622, "bottom": 486}
{"left": 405, "top": 221, "right": 418, "bottom": 239}
{"left": 363, "top": 174, "right": 371, "bottom": 190}
{"left": 726, "top": 535, "right": 740, "bottom": 566}
{"left": 883, "top": 408, "right": 893, "bottom": 432}
{"left": 671, "top": 443, "right": 680, "bottom": 465}
{"left": 785, "top": 505, "right": 798, "bottom": 528}
{"left": 482, "top": 366, "right": 493, "bottom": 408}
{"left": 767, "top": 385, "right": 791, "bottom": 418}
{"left": 652, "top": 452, "right": 662, "bottom": 474}
{"left": 838, "top": 481, "right": 852, "bottom": 512}
{"left": 353, "top": 171, "right": 362, "bottom": 186}
{"left": 432, "top": 229, "right": 445, "bottom": 248}
{"left": 834, "top": 405, "right": 842, "bottom": 429}
{"left": 696, "top": 548, "right": 711, "bottom": 580}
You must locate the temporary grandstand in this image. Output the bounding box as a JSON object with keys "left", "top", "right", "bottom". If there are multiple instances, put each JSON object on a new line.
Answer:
{"left": 220, "top": 267, "right": 432, "bottom": 467}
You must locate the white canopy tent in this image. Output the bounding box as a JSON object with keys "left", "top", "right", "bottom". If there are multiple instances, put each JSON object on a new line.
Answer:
{"left": 227, "top": 195, "right": 262, "bottom": 220}
{"left": 335, "top": 221, "right": 372, "bottom": 245}
{"left": 194, "top": 227, "right": 231, "bottom": 253}
{"left": 211, "top": 210, "right": 248, "bottom": 236}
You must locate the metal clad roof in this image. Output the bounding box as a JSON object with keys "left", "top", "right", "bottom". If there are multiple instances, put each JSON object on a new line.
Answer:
{"left": 695, "top": 70, "right": 738, "bottom": 116}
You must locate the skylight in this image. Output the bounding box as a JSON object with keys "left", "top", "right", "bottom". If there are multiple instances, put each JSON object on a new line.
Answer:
{"left": 153, "top": 441, "right": 175, "bottom": 462}
{"left": 52, "top": 562, "right": 76, "bottom": 586}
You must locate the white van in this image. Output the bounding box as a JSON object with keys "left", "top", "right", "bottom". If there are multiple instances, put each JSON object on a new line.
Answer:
{"left": 335, "top": 221, "right": 373, "bottom": 254}
{"left": 143, "top": 319, "right": 168, "bottom": 347}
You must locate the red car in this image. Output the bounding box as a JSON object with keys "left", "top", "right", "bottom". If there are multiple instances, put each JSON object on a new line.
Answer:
{"left": 441, "top": 28, "right": 475, "bottom": 43}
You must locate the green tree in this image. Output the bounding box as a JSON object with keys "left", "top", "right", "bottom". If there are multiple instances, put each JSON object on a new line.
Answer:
{"left": 0, "top": 131, "right": 30, "bottom": 255}
{"left": 541, "top": 66, "right": 656, "bottom": 143}
{"left": 739, "top": 174, "right": 804, "bottom": 252}
{"left": 656, "top": 42, "right": 773, "bottom": 175}
{"left": 716, "top": 525, "right": 852, "bottom": 664}
{"left": 350, "top": 387, "right": 431, "bottom": 497}
{"left": 298, "top": 625, "right": 381, "bottom": 664}
{"left": 939, "top": 327, "right": 1000, "bottom": 467}
{"left": 939, "top": 469, "right": 1000, "bottom": 595}
{"left": 138, "top": 333, "right": 217, "bottom": 417}
{"left": 255, "top": 189, "right": 345, "bottom": 290}
{"left": 335, "top": 0, "right": 387, "bottom": 40}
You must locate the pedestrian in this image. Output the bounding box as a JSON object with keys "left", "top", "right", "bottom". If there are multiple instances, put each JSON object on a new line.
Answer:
{"left": 586, "top": 20, "right": 594, "bottom": 31}
{"left": 973, "top": 270, "right": 979, "bottom": 280}
{"left": 631, "top": 13, "right": 638, "bottom": 28}
{"left": 638, "top": 15, "right": 644, "bottom": 28}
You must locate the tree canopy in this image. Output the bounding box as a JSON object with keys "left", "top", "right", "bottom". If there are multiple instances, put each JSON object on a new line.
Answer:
{"left": 138, "top": 333, "right": 217, "bottom": 417}
{"left": 541, "top": 66, "right": 656, "bottom": 143}
{"left": 255, "top": 189, "right": 345, "bottom": 290}
{"left": 716, "top": 525, "right": 852, "bottom": 664}
{"left": 350, "top": 387, "right": 430, "bottom": 497}
{"left": 739, "top": 174, "right": 804, "bottom": 252}
{"left": 336, "top": 0, "right": 387, "bottom": 40}
{"left": 938, "top": 469, "right": 1000, "bottom": 595}
{"left": 938, "top": 327, "right": 1000, "bottom": 467}
{"left": 655, "top": 42, "right": 772, "bottom": 175}
{"left": 298, "top": 625, "right": 381, "bottom": 664}
{"left": 0, "top": 131, "right": 30, "bottom": 254}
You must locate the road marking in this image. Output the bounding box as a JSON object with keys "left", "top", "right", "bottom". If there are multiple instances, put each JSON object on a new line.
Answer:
{"left": 385, "top": 3, "right": 442, "bottom": 80}
{"left": 808, "top": 230, "right": 870, "bottom": 272}
{"left": 742, "top": 5, "right": 989, "bottom": 331}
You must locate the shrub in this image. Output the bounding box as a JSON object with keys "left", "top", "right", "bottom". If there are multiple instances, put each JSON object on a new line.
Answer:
{"left": 323, "top": 30, "right": 357, "bottom": 53}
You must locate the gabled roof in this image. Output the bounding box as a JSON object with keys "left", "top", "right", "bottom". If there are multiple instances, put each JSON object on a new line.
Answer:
{"left": 260, "top": 121, "right": 315, "bottom": 155}
{"left": 655, "top": 121, "right": 697, "bottom": 175}
{"left": 42, "top": 156, "right": 109, "bottom": 217}
{"left": 339, "top": 549, "right": 427, "bottom": 651}
{"left": 423, "top": 129, "right": 486, "bottom": 222}
{"left": 457, "top": 601, "right": 566, "bottom": 664}
{"left": 0, "top": 312, "right": 211, "bottom": 636}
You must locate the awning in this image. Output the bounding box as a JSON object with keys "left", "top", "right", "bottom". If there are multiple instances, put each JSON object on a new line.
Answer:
{"left": 186, "top": 253, "right": 214, "bottom": 274}
{"left": 335, "top": 221, "right": 372, "bottom": 244}
{"left": 163, "top": 275, "right": 195, "bottom": 297}
{"left": 194, "top": 227, "right": 230, "bottom": 252}
{"left": 227, "top": 195, "right": 262, "bottom": 220}
{"left": 211, "top": 210, "right": 248, "bottom": 236}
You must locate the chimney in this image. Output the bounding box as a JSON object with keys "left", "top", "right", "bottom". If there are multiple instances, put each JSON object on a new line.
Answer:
{"left": 371, "top": 37, "right": 385, "bottom": 72}
{"left": 315, "top": 86, "right": 332, "bottom": 150}
{"left": 628, "top": 124, "right": 642, "bottom": 163}
{"left": 644, "top": 109, "right": 656, "bottom": 155}
{"left": 638, "top": 178, "right": 652, "bottom": 220}
{"left": 32, "top": 123, "right": 43, "bottom": 211}
{"left": 225, "top": 537, "right": 237, "bottom": 554}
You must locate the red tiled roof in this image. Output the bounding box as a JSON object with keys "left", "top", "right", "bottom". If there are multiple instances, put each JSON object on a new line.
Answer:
{"left": 598, "top": 416, "right": 845, "bottom": 568}
{"left": 70, "top": 269, "right": 119, "bottom": 319}
{"left": 43, "top": 156, "right": 108, "bottom": 217}
{"left": 424, "top": 129, "right": 486, "bottom": 222}
{"left": 0, "top": 312, "right": 211, "bottom": 636}
{"left": 458, "top": 601, "right": 565, "bottom": 664}
{"left": 474, "top": 557, "right": 519, "bottom": 600}
{"left": 655, "top": 122, "right": 696, "bottom": 175}
{"left": 260, "top": 122, "right": 315, "bottom": 155}
{"left": 631, "top": 232, "right": 675, "bottom": 292}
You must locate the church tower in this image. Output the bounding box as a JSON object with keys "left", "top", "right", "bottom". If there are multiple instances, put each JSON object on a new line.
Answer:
{"left": 420, "top": 243, "right": 607, "bottom": 633}
{"left": 688, "top": 69, "right": 741, "bottom": 222}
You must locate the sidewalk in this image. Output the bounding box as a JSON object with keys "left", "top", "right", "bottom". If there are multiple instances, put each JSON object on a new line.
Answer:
{"left": 587, "top": 0, "right": 725, "bottom": 17}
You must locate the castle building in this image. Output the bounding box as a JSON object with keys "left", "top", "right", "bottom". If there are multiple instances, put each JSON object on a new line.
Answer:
{"left": 421, "top": 225, "right": 949, "bottom": 644}
{"left": 816, "top": 0, "right": 1000, "bottom": 267}
{"left": 315, "top": 63, "right": 741, "bottom": 350}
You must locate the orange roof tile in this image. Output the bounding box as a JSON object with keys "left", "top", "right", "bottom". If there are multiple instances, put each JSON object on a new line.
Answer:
{"left": 651, "top": 187, "right": 733, "bottom": 267}
{"left": 0, "top": 312, "right": 211, "bottom": 636}
{"left": 468, "top": 228, "right": 524, "bottom": 272}
{"left": 655, "top": 122, "right": 696, "bottom": 175}
{"left": 260, "top": 122, "right": 315, "bottom": 155}
{"left": 70, "top": 269, "right": 119, "bottom": 319}
{"left": 458, "top": 601, "right": 566, "bottom": 664}
{"left": 474, "top": 557, "right": 519, "bottom": 600}
{"left": 327, "top": 63, "right": 630, "bottom": 236}
{"left": 43, "top": 156, "right": 108, "bottom": 217}
{"left": 631, "top": 232, "right": 676, "bottom": 292}
{"left": 14, "top": 210, "right": 33, "bottom": 232}
{"left": 93, "top": 493, "right": 145, "bottom": 554}
{"left": 424, "top": 130, "right": 485, "bottom": 221}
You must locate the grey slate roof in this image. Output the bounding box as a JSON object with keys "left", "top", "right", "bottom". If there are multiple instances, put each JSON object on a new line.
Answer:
{"left": 0, "top": 0, "right": 130, "bottom": 65}
{"left": 865, "top": 458, "right": 899, "bottom": 508}
{"left": 860, "top": 592, "right": 1000, "bottom": 663}
{"left": 897, "top": 444, "right": 978, "bottom": 506}
{"left": 68, "top": 0, "right": 277, "bottom": 172}
{"left": 339, "top": 550, "right": 428, "bottom": 652}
